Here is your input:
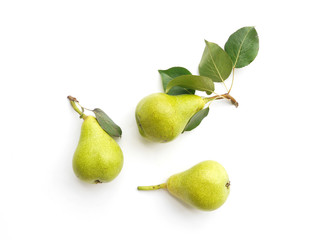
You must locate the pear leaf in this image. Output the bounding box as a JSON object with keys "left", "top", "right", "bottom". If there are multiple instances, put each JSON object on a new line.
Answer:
{"left": 199, "top": 40, "right": 233, "bottom": 82}
{"left": 183, "top": 107, "right": 210, "bottom": 132}
{"left": 166, "top": 75, "right": 215, "bottom": 94}
{"left": 224, "top": 26, "right": 259, "bottom": 68}
{"left": 159, "top": 67, "right": 195, "bottom": 95}
{"left": 93, "top": 108, "right": 122, "bottom": 138}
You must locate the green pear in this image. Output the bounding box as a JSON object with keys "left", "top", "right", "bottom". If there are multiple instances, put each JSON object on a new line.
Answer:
{"left": 135, "top": 93, "right": 206, "bottom": 142}
{"left": 73, "top": 116, "right": 123, "bottom": 184}
{"left": 137, "top": 160, "right": 230, "bottom": 211}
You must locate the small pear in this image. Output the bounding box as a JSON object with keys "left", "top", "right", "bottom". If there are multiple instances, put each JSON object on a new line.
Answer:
{"left": 73, "top": 116, "right": 123, "bottom": 183}
{"left": 137, "top": 160, "right": 230, "bottom": 211}
{"left": 135, "top": 93, "right": 206, "bottom": 142}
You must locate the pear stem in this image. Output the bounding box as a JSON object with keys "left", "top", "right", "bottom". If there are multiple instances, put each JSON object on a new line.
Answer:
{"left": 67, "top": 96, "right": 87, "bottom": 119}
{"left": 205, "top": 93, "right": 238, "bottom": 107}
{"left": 137, "top": 183, "right": 167, "bottom": 191}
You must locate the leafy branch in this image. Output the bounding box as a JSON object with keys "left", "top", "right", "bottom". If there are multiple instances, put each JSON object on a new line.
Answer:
{"left": 158, "top": 26, "right": 259, "bottom": 132}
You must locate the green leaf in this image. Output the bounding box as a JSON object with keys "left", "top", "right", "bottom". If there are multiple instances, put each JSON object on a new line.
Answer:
{"left": 199, "top": 40, "right": 233, "bottom": 82}
{"left": 224, "top": 26, "right": 259, "bottom": 68}
{"left": 183, "top": 107, "right": 210, "bottom": 132}
{"left": 158, "top": 67, "right": 195, "bottom": 95}
{"left": 166, "top": 75, "right": 215, "bottom": 93}
{"left": 93, "top": 108, "right": 122, "bottom": 138}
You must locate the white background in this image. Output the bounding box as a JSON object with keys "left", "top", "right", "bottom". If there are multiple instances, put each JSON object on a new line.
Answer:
{"left": 1, "top": 1, "right": 319, "bottom": 239}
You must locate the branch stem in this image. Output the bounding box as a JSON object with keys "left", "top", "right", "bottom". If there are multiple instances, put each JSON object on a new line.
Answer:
{"left": 228, "top": 68, "right": 235, "bottom": 94}
{"left": 205, "top": 93, "right": 238, "bottom": 107}
{"left": 221, "top": 79, "right": 229, "bottom": 92}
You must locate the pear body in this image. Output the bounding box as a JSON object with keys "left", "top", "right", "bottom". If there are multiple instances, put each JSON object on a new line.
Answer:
{"left": 73, "top": 116, "right": 123, "bottom": 183}
{"left": 167, "top": 160, "right": 230, "bottom": 211}
{"left": 135, "top": 93, "right": 205, "bottom": 142}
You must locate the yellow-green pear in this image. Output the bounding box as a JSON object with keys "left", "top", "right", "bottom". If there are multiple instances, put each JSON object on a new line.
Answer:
{"left": 72, "top": 116, "right": 123, "bottom": 183}
{"left": 135, "top": 93, "right": 206, "bottom": 142}
{"left": 137, "top": 160, "right": 230, "bottom": 211}
{"left": 68, "top": 96, "right": 123, "bottom": 184}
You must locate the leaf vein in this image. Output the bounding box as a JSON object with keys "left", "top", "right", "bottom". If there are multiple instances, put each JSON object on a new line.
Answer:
{"left": 234, "top": 27, "right": 253, "bottom": 67}
{"left": 206, "top": 43, "right": 224, "bottom": 81}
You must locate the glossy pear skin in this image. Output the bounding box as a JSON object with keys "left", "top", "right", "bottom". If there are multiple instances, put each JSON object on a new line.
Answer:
{"left": 135, "top": 93, "right": 205, "bottom": 142}
{"left": 167, "top": 161, "right": 230, "bottom": 211}
{"left": 73, "top": 116, "right": 123, "bottom": 183}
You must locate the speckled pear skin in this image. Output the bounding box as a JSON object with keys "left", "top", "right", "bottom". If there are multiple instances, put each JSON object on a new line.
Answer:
{"left": 167, "top": 161, "right": 230, "bottom": 211}
{"left": 135, "top": 93, "right": 205, "bottom": 143}
{"left": 73, "top": 116, "right": 123, "bottom": 184}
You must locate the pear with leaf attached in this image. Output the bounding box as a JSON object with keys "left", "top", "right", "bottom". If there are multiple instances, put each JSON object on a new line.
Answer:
{"left": 135, "top": 93, "right": 207, "bottom": 143}
{"left": 138, "top": 160, "right": 230, "bottom": 211}
{"left": 68, "top": 96, "right": 123, "bottom": 184}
